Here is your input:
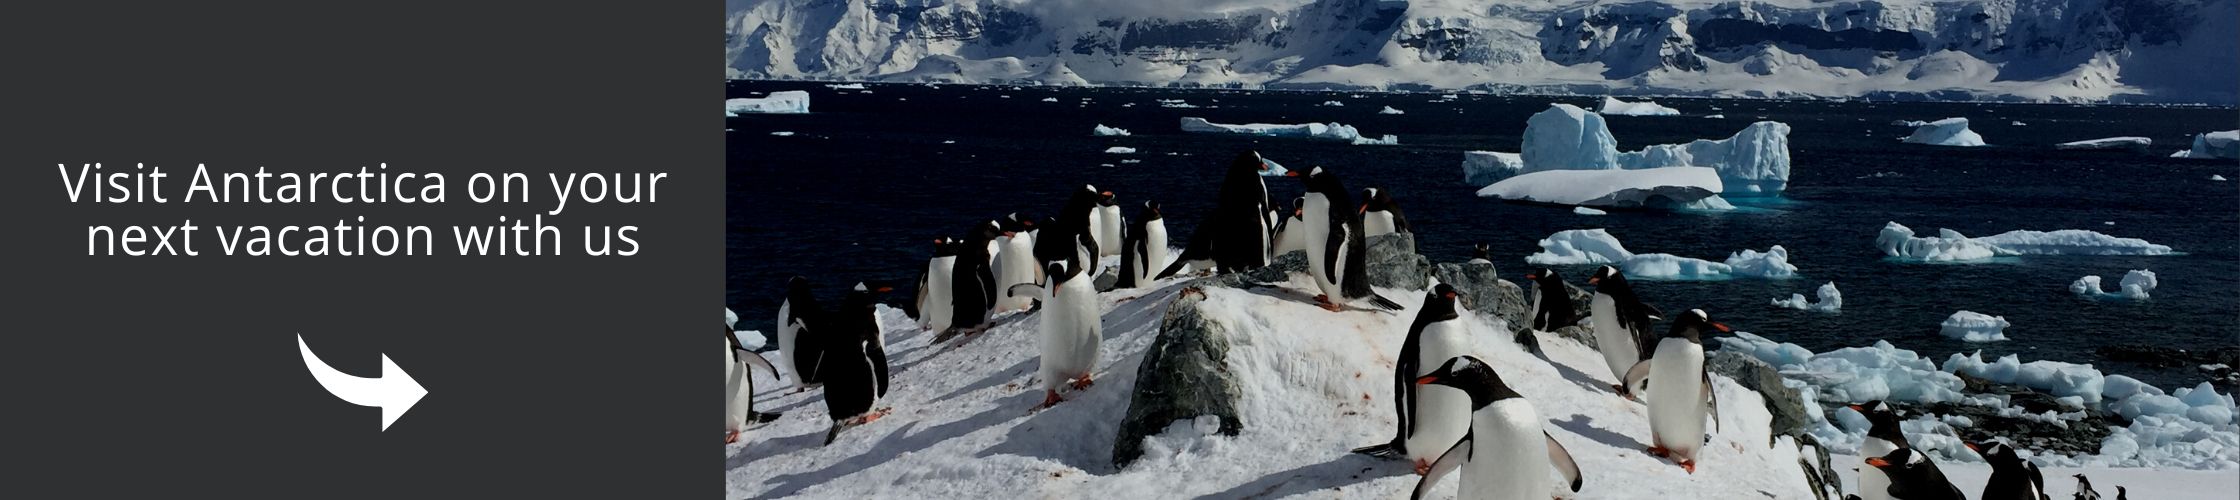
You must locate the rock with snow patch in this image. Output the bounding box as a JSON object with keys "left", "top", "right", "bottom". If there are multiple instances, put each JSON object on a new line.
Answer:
{"left": 1112, "top": 286, "right": 1245, "bottom": 468}
{"left": 1364, "top": 232, "right": 1429, "bottom": 289}
{"left": 1709, "top": 350, "right": 1812, "bottom": 442}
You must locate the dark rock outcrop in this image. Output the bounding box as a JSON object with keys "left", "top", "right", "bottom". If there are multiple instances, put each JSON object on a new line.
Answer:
{"left": 1112, "top": 286, "right": 1245, "bottom": 468}
{"left": 1707, "top": 350, "right": 1811, "bottom": 441}
{"left": 1364, "top": 232, "right": 1430, "bottom": 289}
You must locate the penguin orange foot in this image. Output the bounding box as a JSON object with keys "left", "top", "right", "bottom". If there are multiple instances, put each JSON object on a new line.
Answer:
{"left": 1647, "top": 445, "right": 1670, "bottom": 457}
{"left": 1036, "top": 390, "right": 1065, "bottom": 410}
{"left": 1677, "top": 460, "right": 1696, "bottom": 474}
{"left": 1069, "top": 374, "right": 1095, "bottom": 390}
{"left": 1413, "top": 458, "right": 1432, "bottom": 476}
{"left": 1313, "top": 295, "right": 1342, "bottom": 312}
{"left": 725, "top": 430, "right": 740, "bottom": 444}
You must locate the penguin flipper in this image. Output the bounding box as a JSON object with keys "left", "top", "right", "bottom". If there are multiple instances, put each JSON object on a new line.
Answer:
{"left": 1006, "top": 283, "right": 1045, "bottom": 299}
{"left": 1411, "top": 433, "right": 1471, "bottom": 500}
{"left": 978, "top": 264, "right": 999, "bottom": 305}
{"left": 1365, "top": 292, "right": 1405, "bottom": 311}
{"left": 1703, "top": 371, "right": 1720, "bottom": 435}
{"left": 1349, "top": 442, "right": 1403, "bottom": 458}
{"left": 1622, "top": 359, "right": 1654, "bottom": 395}
{"left": 1545, "top": 431, "right": 1584, "bottom": 492}
{"left": 1322, "top": 222, "right": 1347, "bottom": 283}
{"left": 871, "top": 344, "right": 891, "bottom": 398}
{"left": 737, "top": 348, "right": 779, "bottom": 380}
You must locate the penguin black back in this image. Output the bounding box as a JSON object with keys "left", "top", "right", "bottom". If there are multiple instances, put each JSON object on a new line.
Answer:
{"left": 1525, "top": 268, "right": 1577, "bottom": 331}
{"left": 1038, "top": 185, "right": 1105, "bottom": 265}
{"left": 784, "top": 276, "right": 829, "bottom": 384}
{"left": 1158, "top": 151, "right": 1274, "bottom": 278}
{"left": 1972, "top": 441, "right": 2049, "bottom": 500}
{"left": 1116, "top": 201, "right": 1159, "bottom": 289}
{"left": 1588, "top": 266, "right": 1661, "bottom": 356}
{"left": 1850, "top": 400, "right": 1912, "bottom": 448}
{"left": 949, "top": 221, "right": 1001, "bottom": 332}
{"left": 824, "top": 283, "right": 888, "bottom": 418}
{"left": 1362, "top": 186, "right": 1410, "bottom": 233}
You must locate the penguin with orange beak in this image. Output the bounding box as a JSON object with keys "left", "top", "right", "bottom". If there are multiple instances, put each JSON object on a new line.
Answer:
{"left": 1624, "top": 309, "right": 1733, "bottom": 474}
{"left": 1864, "top": 447, "right": 1964, "bottom": 500}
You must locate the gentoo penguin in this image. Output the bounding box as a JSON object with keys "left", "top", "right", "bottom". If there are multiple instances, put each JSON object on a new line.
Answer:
{"left": 1624, "top": 309, "right": 1731, "bottom": 474}
{"left": 1411, "top": 356, "right": 1585, "bottom": 499}
{"left": 1360, "top": 187, "right": 1410, "bottom": 237}
{"left": 1587, "top": 265, "right": 1661, "bottom": 396}
{"left": 1354, "top": 285, "right": 1474, "bottom": 472}
{"left": 725, "top": 324, "right": 781, "bottom": 444}
{"left": 1094, "top": 193, "right": 1123, "bottom": 258}
{"left": 1850, "top": 400, "right": 1912, "bottom": 500}
{"left": 1024, "top": 240, "right": 1101, "bottom": 409}
{"left": 821, "top": 282, "right": 892, "bottom": 445}
{"left": 1038, "top": 185, "right": 1105, "bottom": 275}
{"left": 1864, "top": 448, "right": 1965, "bottom": 500}
{"left": 993, "top": 214, "right": 1040, "bottom": 312}
{"left": 1467, "top": 244, "right": 1491, "bottom": 265}
{"left": 2071, "top": 474, "right": 2101, "bottom": 500}
{"left": 1116, "top": 201, "right": 1167, "bottom": 289}
{"left": 777, "top": 276, "right": 827, "bottom": 390}
{"left": 913, "top": 238, "right": 959, "bottom": 333}
{"left": 1291, "top": 165, "right": 1403, "bottom": 312}
{"left": 942, "top": 221, "right": 1001, "bottom": 340}
{"left": 1270, "top": 197, "right": 1308, "bottom": 257}
{"left": 1970, "top": 441, "right": 2050, "bottom": 500}
{"left": 1157, "top": 151, "right": 1275, "bottom": 278}
{"left": 1523, "top": 268, "right": 1578, "bottom": 332}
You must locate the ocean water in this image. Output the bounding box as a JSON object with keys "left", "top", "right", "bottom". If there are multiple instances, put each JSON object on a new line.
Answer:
{"left": 727, "top": 81, "right": 2237, "bottom": 390}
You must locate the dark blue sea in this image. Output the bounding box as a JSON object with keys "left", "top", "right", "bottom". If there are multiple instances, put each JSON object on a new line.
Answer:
{"left": 726, "top": 81, "right": 2238, "bottom": 390}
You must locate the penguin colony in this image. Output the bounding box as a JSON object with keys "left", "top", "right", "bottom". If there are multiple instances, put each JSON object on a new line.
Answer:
{"left": 722, "top": 149, "right": 2121, "bottom": 499}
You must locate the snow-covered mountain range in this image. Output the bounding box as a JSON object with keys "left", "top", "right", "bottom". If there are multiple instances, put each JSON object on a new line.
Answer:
{"left": 723, "top": 0, "right": 2238, "bottom": 103}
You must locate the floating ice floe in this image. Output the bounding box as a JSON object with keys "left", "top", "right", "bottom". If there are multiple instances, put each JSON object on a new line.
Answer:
{"left": 1319, "top": 100, "right": 1344, "bottom": 107}
{"left": 1351, "top": 135, "right": 1399, "bottom": 146}
{"left": 2011, "top": 120, "right": 2027, "bottom": 126}
{"left": 1876, "top": 222, "right": 2173, "bottom": 261}
{"left": 825, "top": 83, "right": 866, "bottom": 90}
{"left": 1573, "top": 206, "right": 1606, "bottom": 215}
{"left": 1041, "top": 97, "right": 1059, "bottom": 102}
{"left": 2214, "top": 175, "right": 2230, "bottom": 181}
{"left": 732, "top": 329, "right": 767, "bottom": 351}
{"left": 1522, "top": 228, "right": 1791, "bottom": 280}
{"left": 1900, "top": 118, "right": 1988, "bottom": 147}
{"left": 1256, "top": 157, "right": 1290, "bottom": 177}
{"left": 1513, "top": 104, "right": 1791, "bottom": 195}
{"left": 1772, "top": 282, "right": 1842, "bottom": 313}
{"left": 724, "top": 90, "right": 811, "bottom": 116}
{"left": 1939, "top": 311, "right": 2011, "bottom": 342}
{"left": 2071, "top": 270, "right": 2157, "bottom": 300}
{"left": 1479, "top": 166, "right": 1727, "bottom": 209}
{"left": 1598, "top": 96, "right": 1680, "bottom": 116}
{"left": 1093, "top": 124, "right": 1131, "bottom": 137}
{"left": 1704, "top": 114, "right": 1726, "bottom": 119}
{"left": 1104, "top": 147, "right": 1137, "bottom": 154}
{"left": 1460, "top": 151, "right": 1522, "bottom": 185}
{"left": 1377, "top": 106, "right": 1404, "bottom": 115}
{"left": 2056, "top": 137, "right": 2151, "bottom": 152}
{"left": 1178, "top": 117, "right": 1391, "bottom": 144}
{"left": 2171, "top": 130, "right": 2239, "bottom": 159}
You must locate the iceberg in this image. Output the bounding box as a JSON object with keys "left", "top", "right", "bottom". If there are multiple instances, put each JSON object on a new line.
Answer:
{"left": 1525, "top": 228, "right": 1631, "bottom": 265}
{"left": 769, "top": 131, "right": 796, "bottom": 137}
{"left": 1772, "top": 282, "right": 1842, "bottom": 313}
{"left": 1875, "top": 222, "right": 2008, "bottom": 262}
{"left": 1939, "top": 311, "right": 2012, "bottom": 342}
{"left": 733, "top": 329, "right": 767, "bottom": 351}
{"left": 1942, "top": 352, "right": 2105, "bottom": 404}
{"left": 2056, "top": 137, "right": 2152, "bottom": 152}
{"left": 2071, "top": 270, "right": 2158, "bottom": 300}
{"left": 1377, "top": 106, "right": 1404, "bottom": 115}
{"left": 1523, "top": 228, "right": 1792, "bottom": 280}
{"left": 1104, "top": 147, "right": 1136, "bottom": 154}
{"left": 2171, "top": 130, "right": 2239, "bottom": 159}
{"left": 1598, "top": 96, "right": 1680, "bottom": 116}
{"left": 1573, "top": 206, "right": 1607, "bottom": 215}
{"left": 1092, "top": 124, "right": 1131, "bottom": 137}
{"left": 1350, "top": 134, "right": 1399, "bottom": 146}
{"left": 1974, "top": 229, "right": 2175, "bottom": 255}
{"left": 1179, "top": 117, "right": 1381, "bottom": 142}
{"left": 1723, "top": 245, "right": 1798, "bottom": 278}
{"left": 1476, "top": 167, "right": 1725, "bottom": 209}
{"left": 1460, "top": 151, "right": 1523, "bottom": 186}
{"left": 1517, "top": 104, "right": 1791, "bottom": 195}
{"left": 1623, "top": 253, "right": 1732, "bottom": 280}
{"left": 2215, "top": 175, "right": 2230, "bottom": 181}
{"left": 724, "top": 90, "right": 811, "bottom": 115}
{"left": 825, "top": 83, "right": 866, "bottom": 90}
{"left": 1041, "top": 97, "right": 1059, "bottom": 102}
{"left": 1319, "top": 100, "right": 1344, "bottom": 107}
{"left": 1901, "top": 118, "right": 1988, "bottom": 147}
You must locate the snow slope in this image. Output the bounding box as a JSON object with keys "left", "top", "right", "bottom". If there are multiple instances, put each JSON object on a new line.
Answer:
{"left": 724, "top": 0, "right": 2240, "bottom": 103}
{"left": 724, "top": 274, "right": 1823, "bottom": 498}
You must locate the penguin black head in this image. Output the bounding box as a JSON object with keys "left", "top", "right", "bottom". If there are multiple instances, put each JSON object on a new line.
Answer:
{"left": 842, "top": 281, "right": 889, "bottom": 310}
{"left": 971, "top": 220, "right": 1003, "bottom": 242}
{"left": 1137, "top": 200, "right": 1162, "bottom": 221}
{"left": 931, "top": 237, "right": 961, "bottom": 257}
{"left": 1588, "top": 265, "right": 1622, "bottom": 286}
{"left": 1000, "top": 213, "right": 1034, "bottom": 234}
{"left": 1419, "top": 284, "right": 1464, "bottom": 321}
{"left": 1665, "top": 309, "right": 1732, "bottom": 342}
{"left": 1044, "top": 261, "right": 1076, "bottom": 290}
{"left": 1416, "top": 356, "right": 1525, "bottom": 409}
{"left": 1864, "top": 447, "right": 1954, "bottom": 495}
{"left": 1473, "top": 244, "right": 1491, "bottom": 261}
{"left": 1847, "top": 400, "right": 1910, "bottom": 446}
{"left": 1361, "top": 187, "right": 1396, "bottom": 213}
{"left": 1965, "top": 440, "right": 2023, "bottom": 466}
{"left": 1231, "top": 150, "right": 1269, "bottom": 176}
{"left": 1098, "top": 190, "right": 1117, "bottom": 207}
{"left": 1289, "top": 197, "right": 1306, "bottom": 218}
{"left": 1525, "top": 267, "right": 1561, "bottom": 284}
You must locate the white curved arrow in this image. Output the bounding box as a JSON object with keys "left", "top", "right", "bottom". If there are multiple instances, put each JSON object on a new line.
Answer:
{"left": 296, "top": 334, "right": 428, "bottom": 431}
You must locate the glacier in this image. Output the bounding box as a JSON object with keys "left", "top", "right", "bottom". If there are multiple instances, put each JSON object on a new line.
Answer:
{"left": 724, "top": 90, "right": 810, "bottom": 115}
{"left": 2172, "top": 130, "right": 2240, "bottom": 159}
{"left": 1513, "top": 104, "right": 1792, "bottom": 195}
{"left": 1772, "top": 282, "right": 1843, "bottom": 313}
{"left": 725, "top": 0, "right": 2240, "bottom": 104}
{"left": 1939, "top": 311, "right": 2012, "bottom": 342}
{"left": 1901, "top": 117, "right": 1988, "bottom": 147}
{"left": 1598, "top": 96, "right": 1680, "bottom": 116}
{"left": 2071, "top": 269, "right": 2159, "bottom": 300}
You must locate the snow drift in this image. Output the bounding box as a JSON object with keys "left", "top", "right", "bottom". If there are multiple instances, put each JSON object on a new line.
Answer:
{"left": 725, "top": 90, "right": 810, "bottom": 115}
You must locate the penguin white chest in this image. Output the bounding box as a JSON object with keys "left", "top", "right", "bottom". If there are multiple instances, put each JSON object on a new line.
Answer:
{"left": 1140, "top": 222, "right": 1168, "bottom": 283}
{"left": 1096, "top": 207, "right": 1122, "bottom": 257}
{"left": 776, "top": 301, "right": 804, "bottom": 385}
{"left": 1036, "top": 279, "right": 1102, "bottom": 391}
{"left": 1364, "top": 211, "right": 1397, "bottom": 237}
{"left": 1857, "top": 438, "right": 1898, "bottom": 500}
{"left": 1406, "top": 321, "right": 1475, "bottom": 464}
{"left": 1461, "top": 399, "right": 1554, "bottom": 500}
{"left": 725, "top": 339, "right": 750, "bottom": 432}
{"left": 1589, "top": 293, "right": 1638, "bottom": 381}
{"left": 1645, "top": 339, "right": 1708, "bottom": 457}
{"left": 1300, "top": 194, "right": 1340, "bottom": 295}
{"left": 921, "top": 256, "right": 958, "bottom": 331}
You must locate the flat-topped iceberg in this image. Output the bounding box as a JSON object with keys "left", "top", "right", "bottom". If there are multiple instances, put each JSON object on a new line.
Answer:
{"left": 1477, "top": 166, "right": 1725, "bottom": 208}
{"left": 2056, "top": 137, "right": 2152, "bottom": 152}
{"left": 2072, "top": 270, "right": 2158, "bottom": 300}
{"left": 1515, "top": 104, "right": 1791, "bottom": 195}
{"left": 1573, "top": 206, "right": 1606, "bottom": 215}
{"left": 1877, "top": 222, "right": 2174, "bottom": 261}
{"left": 1092, "top": 124, "right": 1131, "bottom": 136}
{"left": 1104, "top": 146, "right": 1136, "bottom": 154}
{"left": 1598, "top": 96, "right": 1680, "bottom": 116}
{"left": 1179, "top": 117, "right": 1385, "bottom": 143}
{"left": 1901, "top": 118, "right": 1988, "bottom": 147}
{"left": 2171, "top": 130, "right": 2239, "bottom": 159}
{"left": 1772, "top": 282, "right": 1842, "bottom": 313}
{"left": 725, "top": 90, "right": 811, "bottom": 115}
{"left": 1524, "top": 228, "right": 1792, "bottom": 280}
{"left": 1940, "top": 311, "right": 2012, "bottom": 342}
{"left": 1319, "top": 100, "right": 1344, "bottom": 107}
{"left": 1460, "top": 151, "right": 1523, "bottom": 185}
{"left": 1878, "top": 222, "right": 2006, "bottom": 262}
